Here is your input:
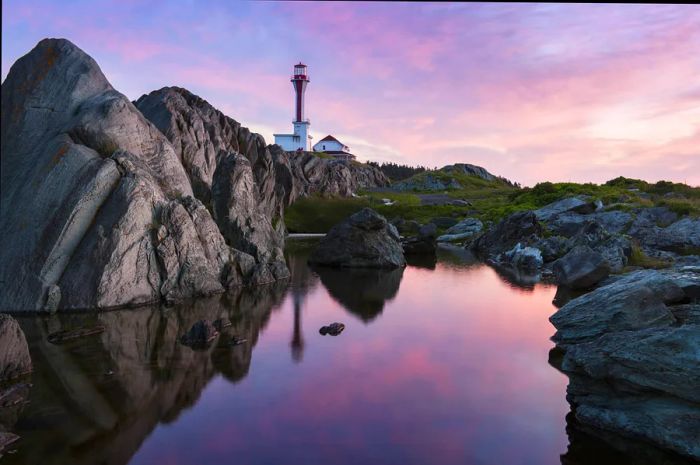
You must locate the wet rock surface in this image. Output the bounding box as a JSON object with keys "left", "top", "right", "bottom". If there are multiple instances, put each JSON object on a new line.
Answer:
{"left": 309, "top": 208, "right": 406, "bottom": 269}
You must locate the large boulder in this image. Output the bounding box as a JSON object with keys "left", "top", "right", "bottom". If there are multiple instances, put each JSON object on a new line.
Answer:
{"left": 309, "top": 208, "right": 406, "bottom": 268}
{"left": 0, "top": 314, "right": 32, "bottom": 381}
{"left": 553, "top": 245, "right": 610, "bottom": 290}
{"left": 471, "top": 210, "right": 543, "bottom": 256}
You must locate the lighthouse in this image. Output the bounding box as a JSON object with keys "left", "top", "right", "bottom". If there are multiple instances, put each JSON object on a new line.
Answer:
{"left": 274, "top": 63, "right": 312, "bottom": 151}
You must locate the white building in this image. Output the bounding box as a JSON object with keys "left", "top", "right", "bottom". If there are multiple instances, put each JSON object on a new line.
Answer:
{"left": 312, "top": 135, "right": 356, "bottom": 162}
{"left": 274, "top": 63, "right": 312, "bottom": 151}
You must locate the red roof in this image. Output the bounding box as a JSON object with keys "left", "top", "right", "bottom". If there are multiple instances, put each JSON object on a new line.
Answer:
{"left": 318, "top": 135, "right": 342, "bottom": 144}
{"left": 295, "top": 62, "right": 306, "bottom": 67}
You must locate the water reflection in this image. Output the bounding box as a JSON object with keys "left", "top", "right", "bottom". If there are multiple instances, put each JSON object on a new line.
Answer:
{"left": 3, "top": 240, "right": 686, "bottom": 465}
{"left": 311, "top": 264, "right": 404, "bottom": 323}
{"left": 5, "top": 282, "right": 287, "bottom": 465}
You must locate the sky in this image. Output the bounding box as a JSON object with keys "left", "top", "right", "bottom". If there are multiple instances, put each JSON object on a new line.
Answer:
{"left": 2, "top": 1, "right": 699, "bottom": 187}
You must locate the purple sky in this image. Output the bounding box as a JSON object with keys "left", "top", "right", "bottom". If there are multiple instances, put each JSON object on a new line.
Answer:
{"left": 3, "top": 1, "right": 699, "bottom": 186}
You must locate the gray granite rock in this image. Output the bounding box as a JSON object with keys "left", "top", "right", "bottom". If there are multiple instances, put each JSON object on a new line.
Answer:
{"left": 553, "top": 245, "right": 610, "bottom": 290}
{"left": 309, "top": 208, "right": 406, "bottom": 268}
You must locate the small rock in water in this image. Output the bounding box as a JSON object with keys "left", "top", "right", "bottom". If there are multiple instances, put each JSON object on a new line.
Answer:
{"left": 319, "top": 322, "right": 345, "bottom": 336}
{"left": 47, "top": 325, "right": 105, "bottom": 344}
{"left": 180, "top": 320, "right": 219, "bottom": 349}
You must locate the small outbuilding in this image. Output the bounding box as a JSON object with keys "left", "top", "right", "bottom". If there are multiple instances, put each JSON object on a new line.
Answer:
{"left": 313, "top": 135, "right": 356, "bottom": 162}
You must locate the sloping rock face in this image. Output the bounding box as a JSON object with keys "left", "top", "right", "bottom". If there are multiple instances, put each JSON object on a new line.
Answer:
{"left": 550, "top": 267, "right": 700, "bottom": 459}
{"left": 309, "top": 208, "right": 406, "bottom": 268}
{"left": 0, "top": 39, "right": 271, "bottom": 311}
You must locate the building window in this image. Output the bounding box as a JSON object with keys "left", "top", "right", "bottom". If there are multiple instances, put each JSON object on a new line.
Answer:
{"left": 322, "top": 145, "right": 325, "bottom": 150}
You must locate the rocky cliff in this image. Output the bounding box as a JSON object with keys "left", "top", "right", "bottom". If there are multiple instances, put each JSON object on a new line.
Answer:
{"left": 0, "top": 39, "right": 388, "bottom": 312}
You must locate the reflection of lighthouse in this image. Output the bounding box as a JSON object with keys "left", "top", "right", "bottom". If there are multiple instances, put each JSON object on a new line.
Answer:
{"left": 290, "top": 289, "right": 305, "bottom": 363}
{"left": 274, "top": 63, "right": 312, "bottom": 151}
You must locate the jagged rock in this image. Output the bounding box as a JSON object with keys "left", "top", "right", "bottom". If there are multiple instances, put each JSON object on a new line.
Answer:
{"left": 471, "top": 210, "right": 543, "bottom": 257}
{"left": 500, "top": 243, "right": 543, "bottom": 271}
{"left": 180, "top": 319, "right": 219, "bottom": 348}
{"left": 135, "top": 86, "right": 387, "bottom": 277}
{"left": 0, "top": 315, "right": 32, "bottom": 381}
{"left": 309, "top": 208, "right": 405, "bottom": 268}
{"left": 568, "top": 220, "right": 631, "bottom": 273}
{"left": 549, "top": 270, "right": 683, "bottom": 345}
{"left": 553, "top": 245, "right": 610, "bottom": 290}
{"left": 0, "top": 39, "right": 256, "bottom": 311}
{"left": 319, "top": 322, "right": 345, "bottom": 336}
{"left": 534, "top": 197, "right": 598, "bottom": 222}
{"left": 211, "top": 152, "right": 286, "bottom": 266}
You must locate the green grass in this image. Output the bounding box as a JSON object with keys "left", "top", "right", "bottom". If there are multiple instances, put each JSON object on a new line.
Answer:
{"left": 284, "top": 173, "right": 700, "bottom": 233}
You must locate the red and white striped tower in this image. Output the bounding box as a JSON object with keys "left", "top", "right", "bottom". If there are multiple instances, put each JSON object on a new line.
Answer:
{"left": 292, "top": 63, "right": 309, "bottom": 122}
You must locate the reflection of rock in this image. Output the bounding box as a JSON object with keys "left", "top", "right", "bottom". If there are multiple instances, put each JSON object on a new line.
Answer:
{"left": 312, "top": 265, "right": 404, "bottom": 322}
{"left": 559, "top": 411, "right": 694, "bottom": 465}
{"left": 179, "top": 320, "right": 219, "bottom": 349}
{"left": 0, "top": 314, "right": 32, "bottom": 382}
{"left": 7, "top": 280, "right": 287, "bottom": 465}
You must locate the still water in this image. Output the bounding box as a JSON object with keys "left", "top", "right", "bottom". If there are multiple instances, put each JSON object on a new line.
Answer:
{"left": 3, "top": 241, "right": 669, "bottom": 464}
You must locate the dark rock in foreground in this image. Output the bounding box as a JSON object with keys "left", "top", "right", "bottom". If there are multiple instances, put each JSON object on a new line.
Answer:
{"left": 309, "top": 208, "right": 406, "bottom": 269}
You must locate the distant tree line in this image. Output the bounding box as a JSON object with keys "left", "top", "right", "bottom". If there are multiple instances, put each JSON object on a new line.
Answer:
{"left": 367, "top": 161, "right": 428, "bottom": 181}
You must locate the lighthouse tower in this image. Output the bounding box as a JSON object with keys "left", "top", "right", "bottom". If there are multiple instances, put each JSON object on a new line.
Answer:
{"left": 274, "top": 63, "right": 312, "bottom": 151}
